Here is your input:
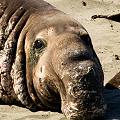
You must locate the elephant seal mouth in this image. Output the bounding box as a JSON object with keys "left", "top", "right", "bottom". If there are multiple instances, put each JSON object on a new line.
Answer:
{"left": 61, "top": 91, "right": 106, "bottom": 120}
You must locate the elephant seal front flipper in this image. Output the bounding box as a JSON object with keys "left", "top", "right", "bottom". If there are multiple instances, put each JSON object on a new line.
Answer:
{"left": 105, "top": 72, "right": 120, "bottom": 90}
{"left": 92, "top": 13, "right": 120, "bottom": 22}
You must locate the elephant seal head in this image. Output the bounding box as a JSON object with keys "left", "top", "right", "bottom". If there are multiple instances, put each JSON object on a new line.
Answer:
{"left": 0, "top": 0, "right": 107, "bottom": 119}
{"left": 23, "top": 12, "right": 107, "bottom": 119}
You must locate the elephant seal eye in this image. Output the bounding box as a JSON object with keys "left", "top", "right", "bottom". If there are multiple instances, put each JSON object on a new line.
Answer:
{"left": 35, "top": 40, "right": 44, "bottom": 49}
{"left": 81, "top": 35, "right": 91, "bottom": 48}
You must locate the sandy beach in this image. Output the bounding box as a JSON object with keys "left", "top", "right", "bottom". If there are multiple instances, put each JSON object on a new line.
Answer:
{"left": 1, "top": 0, "right": 120, "bottom": 119}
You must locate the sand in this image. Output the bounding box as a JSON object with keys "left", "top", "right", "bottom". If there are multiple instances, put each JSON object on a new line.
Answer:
{"left": 1, "top": 0, "right": 120, "bottom": 119}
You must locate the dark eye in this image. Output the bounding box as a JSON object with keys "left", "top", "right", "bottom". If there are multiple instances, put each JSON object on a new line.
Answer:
{"left": 81, "top": 35, "right": 91, "bottom": 48}
{"left": 35, "top": 40, "right": 44, "bottom": 49}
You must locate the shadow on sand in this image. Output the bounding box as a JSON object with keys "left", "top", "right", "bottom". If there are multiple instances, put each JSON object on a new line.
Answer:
{"left": 102, "top": 87, "right": 120, "bottom": 120}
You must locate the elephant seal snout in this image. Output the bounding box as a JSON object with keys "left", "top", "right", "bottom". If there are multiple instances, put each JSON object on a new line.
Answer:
{"left": 53, "top": 35, "right": 106, "bottom": 120}
{"left": 0, "top": 0, "right": 107, "bottom": 119}
{"left": 32, "top": 33, "right": 106, "bottom": 119}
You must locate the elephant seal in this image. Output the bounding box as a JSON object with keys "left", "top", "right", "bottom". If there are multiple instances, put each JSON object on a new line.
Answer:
{"left": 0, "top": 0, "right": 107, "bottom": 119}
{"left": 92, "top": 13, "right": 120, "bottom": 22}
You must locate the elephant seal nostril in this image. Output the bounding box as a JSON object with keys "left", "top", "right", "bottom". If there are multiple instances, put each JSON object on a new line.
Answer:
{"left": 87, "top": 67, "right": 96, "bottom": 76}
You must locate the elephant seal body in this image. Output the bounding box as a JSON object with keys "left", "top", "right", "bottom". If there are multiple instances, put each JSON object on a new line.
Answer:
{"left": 0, "top": 0, "right": 107, "bottom": 119}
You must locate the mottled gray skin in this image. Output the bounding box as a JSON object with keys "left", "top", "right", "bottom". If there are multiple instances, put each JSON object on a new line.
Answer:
{"left": 0, "top": 0, "right": 107, "bottom": 119}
